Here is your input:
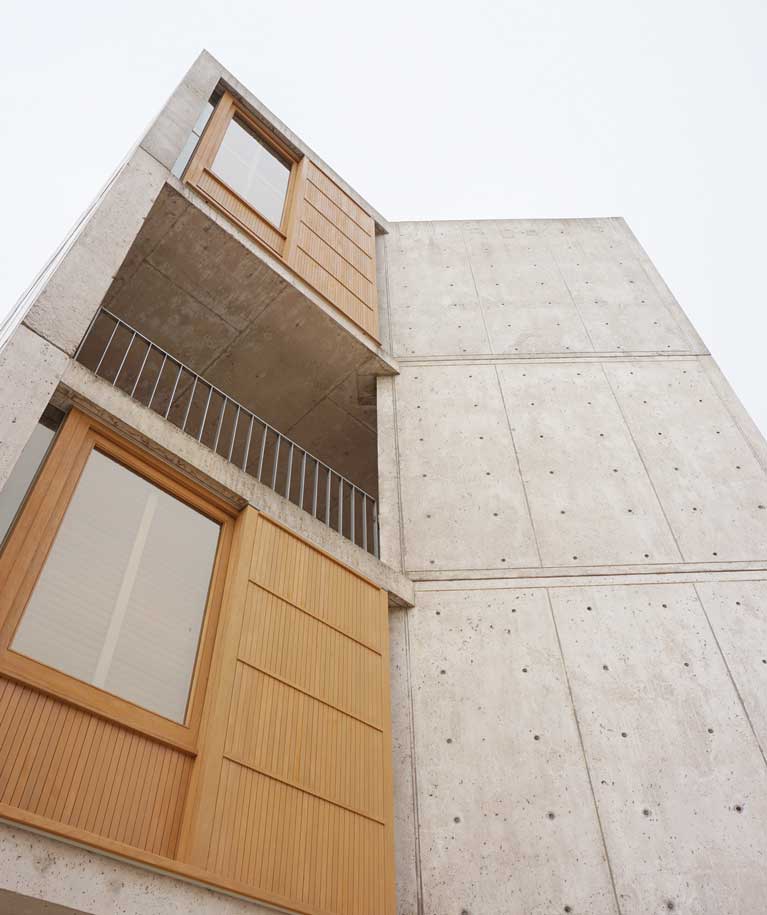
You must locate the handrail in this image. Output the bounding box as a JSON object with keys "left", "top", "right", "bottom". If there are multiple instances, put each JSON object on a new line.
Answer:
{"left": 75, "top": 308, "right": 379, "bottom": 557}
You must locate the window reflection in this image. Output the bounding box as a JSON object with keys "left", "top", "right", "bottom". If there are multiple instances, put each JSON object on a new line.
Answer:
{"left": 211, "top": 117, "right": 291, "bottom": 227}
{"left": 12, "top": 450, "right": 220, "bottom": 722}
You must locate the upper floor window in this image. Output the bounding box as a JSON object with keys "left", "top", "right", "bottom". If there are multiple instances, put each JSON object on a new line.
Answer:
{"left": 182, "top": 90, "right": 298, "bottom": 257}
{"left": 211, "top": 115, "right": 292, "bottom": 228}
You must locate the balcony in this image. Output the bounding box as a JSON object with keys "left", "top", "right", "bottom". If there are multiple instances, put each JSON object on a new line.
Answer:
{"left": 76, "top": 307, "right": 380, "bottom": 555}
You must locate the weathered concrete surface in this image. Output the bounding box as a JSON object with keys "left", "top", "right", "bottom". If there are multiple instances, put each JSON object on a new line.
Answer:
{"left": 382, "top": 218, "right": 702, "bottom": 358}
{"left": 0, "top": 823, "right": 278, "bottom": 915}
{"left": 381, "top": 217, "right": 767, "bottom": 914}
{"left": 0, "top": 326, "right": 68, "bottom": 491}
{"left": 550, "top": 582, "right": 767, "bottom": 913}
{"left": 405, "top": 587, "right": 619, "bottom": 915}
{"left": 23, "top": 149, "right": 168, "bottom": 356}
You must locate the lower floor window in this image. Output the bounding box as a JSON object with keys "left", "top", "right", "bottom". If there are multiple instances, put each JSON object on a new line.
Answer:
{"left": 12, "top": 448, "right": 221, "bottom": 722}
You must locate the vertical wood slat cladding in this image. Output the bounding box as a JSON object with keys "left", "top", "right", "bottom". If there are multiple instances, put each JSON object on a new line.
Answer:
{"left": 0, "top": 677, "right": 191, "bottom": 857}
{"left": 196, "top": 511, "right": 394, "bottom": 915}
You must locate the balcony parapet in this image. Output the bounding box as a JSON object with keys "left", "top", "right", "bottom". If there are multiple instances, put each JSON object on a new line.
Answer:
{"left": 76, "top": 307, "right": 380, "bottom": 556}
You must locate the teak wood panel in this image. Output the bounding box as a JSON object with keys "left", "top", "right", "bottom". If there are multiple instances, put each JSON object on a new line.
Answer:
{"left": 184, "top": 92, "right": 380, "bottom": 341}
{"left": 0, "top": 409, "right": 235, "bottom": 753}
{"left": 181, "top": 511, "right": 395, "bottom": 915}
{"left": 0, "top": 676, "right": 191, "bottom": 857}
{"left": 0, "top": 417, "right": 394, "bottom": 914}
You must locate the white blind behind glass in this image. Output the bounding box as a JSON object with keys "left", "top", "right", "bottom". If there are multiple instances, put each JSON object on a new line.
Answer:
{"left": 12, "top": 450, "right": 220, "bottom": 722}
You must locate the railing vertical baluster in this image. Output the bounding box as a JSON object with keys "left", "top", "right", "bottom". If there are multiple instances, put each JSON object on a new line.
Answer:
{"left": 164, "top": 363, "right": 184, "bottom": 418}
{"left": 241, "top": 414, "right": 255, "bottom": 470}
{"left": 213, "top": 396, "right": 227, "bottom": 453}
{"left": 373, "top": 501, "right": 380, "bottom": 558}
{"left": 75, "top": 309, "right": 102, "bottom": 359}
{"left": 285, "top": 442, "right": 294, "bottom": 500}
{"left": 77, "top": 308, "right": 381, "bottom": 553}
{"left": 181, "top": 377, "right": 198, "bottom": 432}
{"left": 148, "top": 354, "right": 168, "bottom": 410}
{"left": 94, "top": 317, "right": 120, "bottom": 375}
{"left": 299, "top": 451, "right": 307, "bottom": 509}
{"left": 113, "top": 331, "right": 136, "bottom": 386}
{"left": 271, "top": 434, "right": 281, "bottom": 490}
{"left": 228, "top": 406, "right": 241, "bottom": 462}
{"left": 130, "top": 342, "right": 153, "bottom": 398}
{"left": 257, "top": 424, "right": 268, "bottom": 481}
{"left": 197, "top": 384, "right": 213, "bottom": 441}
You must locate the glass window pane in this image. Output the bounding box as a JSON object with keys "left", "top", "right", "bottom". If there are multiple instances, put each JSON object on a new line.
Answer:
{"left": 12, "top": 450, "right": 220, "bottom": 722}
{"left": 211, "top": 117, "right": 291, "bottom": 227}
{"left": 0, "top": 418, "right": 58, "bottom": 547}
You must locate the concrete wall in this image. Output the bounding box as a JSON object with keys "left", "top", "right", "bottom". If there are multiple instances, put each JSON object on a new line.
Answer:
{"left": 380, "top": 217, "right": 767, "bottom": 914}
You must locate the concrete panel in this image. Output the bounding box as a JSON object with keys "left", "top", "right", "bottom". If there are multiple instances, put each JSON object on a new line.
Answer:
{"left": 695, "top": 579, "right": 767, "bottom": 752}
{"left": 203, "top": 287, "right": 367, "bottom": 430}
{"left": 550, "top": 582, "right": 767, "bottom": 914}
{"left": 0, "top": 326, "right": 68, "bottom": 490}
{"left": 387, "top": 222, "right": 491, "bottom": 357}
{"left": 286, "top": 395, "right": 378, "bottom": 496}
{"left": 389, "top": 607, "right": 420, "bottom": 915}
{"left": 395, "top": 364, "right": 540, "bottom": 572}
{"left": 24, "top": 150, "right": 168, "bottom": 355}
{"left": 385, "top": 218, "right": 697, "bottom": 358}
{"left": 408, "top": 588, "right": 618, "bottom": 915}
{"left": 144, "top": 201, "right": 287, "bottom": 331}
{"left": 376, "top": 376, "right": 405, "bottom": 572}
{"left": 140, "top": 52, "right": 221, "bottom": 170}
{"left": 106, "top": 260, "right": 239, "bottom": 368}
{"left": 605, "top": 360, "right": 767, "bottom": 561}
{"left": 0, "top": 824, "right": 276, "bottom": 915}
{"left": 548, "top": 219, "right": 693, "bottom": 353}
{"left": 497, "top": 362, "right": 682, "bottom": 567}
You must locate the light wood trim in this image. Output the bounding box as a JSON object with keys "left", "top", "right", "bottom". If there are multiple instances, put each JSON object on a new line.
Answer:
{"left": 282, "top": 154, "right": 310, "bottom": 265}
{"left": 0, "top": 409, "right": 236, "bottom": 754}
{"left": 0, "top": 801, "right": 371, "bottom": 915}
{"left": 185, "top": 90, "right": 297, "bottom": 235}
{"left": 0, "top": 496, "right": 396, "bottom": 914}
{"left": 183, "top": 91, "right": 381, "bottom": 341}
{"left": 176, "top": 506, "right": 260, "bottom": 865}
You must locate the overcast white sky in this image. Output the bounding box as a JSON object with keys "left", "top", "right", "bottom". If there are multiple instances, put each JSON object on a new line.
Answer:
{"left": 2, "top": 0, "right": 765, "bottom": 432}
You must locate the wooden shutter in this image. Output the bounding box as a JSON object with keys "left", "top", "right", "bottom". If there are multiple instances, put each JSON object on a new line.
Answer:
{"left": 179, "top": 509, "right": 395, "bottom": 915}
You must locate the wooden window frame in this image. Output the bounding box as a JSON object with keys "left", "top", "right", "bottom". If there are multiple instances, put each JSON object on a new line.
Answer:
{"left": 0, "top": 409, "right": 236, "bottom": 754}
{"left": 183, "top": 90, "right": 303, "bottom": 258}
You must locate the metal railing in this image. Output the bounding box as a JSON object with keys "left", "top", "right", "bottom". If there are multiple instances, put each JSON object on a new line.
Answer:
{"left": 76, "top": 308, "right": 379, "bottom": 556}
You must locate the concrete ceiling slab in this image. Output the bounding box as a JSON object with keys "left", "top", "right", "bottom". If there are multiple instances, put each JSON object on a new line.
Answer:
{"left": 99, "top": 183, "right": 387, "bottom": 492}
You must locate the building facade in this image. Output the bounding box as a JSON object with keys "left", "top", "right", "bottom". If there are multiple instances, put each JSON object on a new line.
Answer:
{"left": 1, "top": 51, "right": 766, "bottom": 915}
